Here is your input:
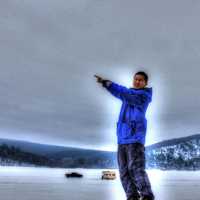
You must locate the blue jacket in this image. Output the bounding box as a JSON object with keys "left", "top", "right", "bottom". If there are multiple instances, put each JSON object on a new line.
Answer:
{"left": 104, "top": 81, "right": 152, "bottom": 145}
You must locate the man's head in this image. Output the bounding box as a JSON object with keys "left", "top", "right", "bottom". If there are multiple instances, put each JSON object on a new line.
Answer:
{"left": 133, "top": 71, "right": 148, "bottom": 89}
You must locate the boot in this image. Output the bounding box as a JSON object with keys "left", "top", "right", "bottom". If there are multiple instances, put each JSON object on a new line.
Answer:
{"left": 141, "top": 195, "right": 154, "bottom": 200}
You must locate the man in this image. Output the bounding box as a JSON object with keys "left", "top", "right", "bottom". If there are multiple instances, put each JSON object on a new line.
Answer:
{"left": 94, "top": 71, "right": 155, "bottom": 200}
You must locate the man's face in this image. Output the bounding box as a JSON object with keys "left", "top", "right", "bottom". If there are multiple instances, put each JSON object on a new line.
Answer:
{"left": 133, "top": 74, "right": 147, "bottom": 89}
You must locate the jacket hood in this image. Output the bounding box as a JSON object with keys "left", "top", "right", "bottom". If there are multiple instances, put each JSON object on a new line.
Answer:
{"left": 144, "top": 87, "right": 152, "bottom": 102}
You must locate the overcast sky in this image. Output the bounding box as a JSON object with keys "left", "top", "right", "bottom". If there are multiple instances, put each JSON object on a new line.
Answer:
{"left": 0, "top": 0, "right": 200, "bottom": 151}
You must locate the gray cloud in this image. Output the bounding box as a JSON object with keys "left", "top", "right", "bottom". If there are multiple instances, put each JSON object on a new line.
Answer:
{"left": 0, "top": 0, "right": 200, "bottom": 150}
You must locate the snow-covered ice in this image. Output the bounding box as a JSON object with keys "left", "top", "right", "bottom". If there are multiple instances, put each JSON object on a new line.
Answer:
{"left": 0, "top": 166, "right": 199, "bottom": 200}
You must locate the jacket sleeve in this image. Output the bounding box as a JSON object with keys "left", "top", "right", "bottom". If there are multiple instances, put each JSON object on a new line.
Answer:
{"left": 104, "top": 81, "right": 150, "bottom": 106}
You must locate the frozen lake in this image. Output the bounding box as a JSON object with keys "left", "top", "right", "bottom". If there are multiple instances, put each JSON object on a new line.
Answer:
{"left": 0, "top": 166, "right": 200, "bottom": 200}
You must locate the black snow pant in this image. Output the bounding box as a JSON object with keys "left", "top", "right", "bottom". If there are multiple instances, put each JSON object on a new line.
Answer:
{"left": 117, "top": 142, "right": 155, "bottom": 200}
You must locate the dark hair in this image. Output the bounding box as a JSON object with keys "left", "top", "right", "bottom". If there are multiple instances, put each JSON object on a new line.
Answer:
{"left": 134, "top": 71, "right": 148, "bottom": 83}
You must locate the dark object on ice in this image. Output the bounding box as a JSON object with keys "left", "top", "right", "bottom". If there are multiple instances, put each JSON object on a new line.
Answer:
{"left": 65, "top": 172, "right": 83, "bottom": 178}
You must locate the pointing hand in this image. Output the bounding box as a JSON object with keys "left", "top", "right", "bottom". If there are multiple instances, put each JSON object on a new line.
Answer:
{"left": 94, "top": 74, "right": 104, "bottom": 83}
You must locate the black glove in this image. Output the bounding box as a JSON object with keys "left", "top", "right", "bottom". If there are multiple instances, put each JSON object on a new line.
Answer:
{"left": 94, "top": 75, "right": 112, "bottom": 88}
{"left": 102, "top": 79, "right": 111, "bottom": 87}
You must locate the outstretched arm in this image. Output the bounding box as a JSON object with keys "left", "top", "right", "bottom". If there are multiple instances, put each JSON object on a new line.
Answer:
{"left": 104, "top": 81, "right": 149, "bottom": 106}
{"left": 94, "top": 75, "right": 150, "bottom": 106}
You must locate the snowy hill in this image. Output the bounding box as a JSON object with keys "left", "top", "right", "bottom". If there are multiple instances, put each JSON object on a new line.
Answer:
{"left": 0, "top": 134, "right": 200, "bottom": 169}
{"left": 145, "top": 134, "right": 200, "bottom": 170}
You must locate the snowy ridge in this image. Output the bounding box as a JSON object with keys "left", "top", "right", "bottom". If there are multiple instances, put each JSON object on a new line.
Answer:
{"left": 0, "top": 134, "right": 200, "bottom": 170}
{"left": 146, "top": 135, "right": 200, "bottom": 170}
